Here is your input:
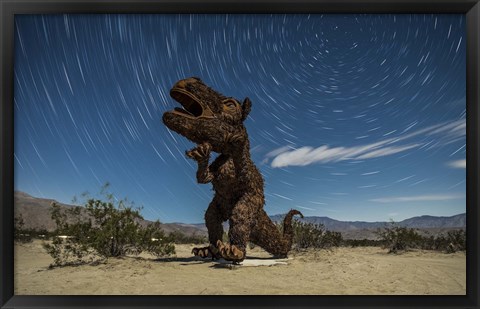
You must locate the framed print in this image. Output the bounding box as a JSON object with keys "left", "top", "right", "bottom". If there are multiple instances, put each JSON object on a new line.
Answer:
{"left": 1, "top": 0, "right": 479, "bottom": 308}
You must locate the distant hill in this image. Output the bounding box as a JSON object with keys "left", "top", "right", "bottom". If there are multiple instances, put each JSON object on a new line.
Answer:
{"left": 270, "top": 213, "right": 466, "bottom": 239}
{"left": 14, "top": 191, "right": 80, "bottom": 231}
{"left": 270, "top": 213, "right": 466, "bottom": 230}
{"left": 14, "top": 191, "right": 207, "bottom": 237}
{"left": 15, "top": 190, "right": 465, "bottom": 240}
{"left": 399, "top": 214, "right": 466, "bottom": 228}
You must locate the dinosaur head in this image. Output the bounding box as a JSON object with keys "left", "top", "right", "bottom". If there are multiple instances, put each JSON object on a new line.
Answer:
{"left": 162, "top": 77, "right": 251, "bottom": 153}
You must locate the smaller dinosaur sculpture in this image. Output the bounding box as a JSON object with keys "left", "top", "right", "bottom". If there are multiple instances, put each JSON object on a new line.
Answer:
{"left": 163, "top": 77, "right": 303, "bottom": 262}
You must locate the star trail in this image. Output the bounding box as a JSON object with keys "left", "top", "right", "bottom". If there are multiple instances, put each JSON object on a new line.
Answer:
{"left": 14, "top": 14, "right": 466, "bottom": 223}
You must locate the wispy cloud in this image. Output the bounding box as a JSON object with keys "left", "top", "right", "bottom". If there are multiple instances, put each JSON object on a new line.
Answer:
{"left": 294, "top": 205, "right": 317, "bottom": 211}
{"left": 370, "top": 194, "right": 465, "bottom": 203}
{"left": 355, "top": 144, "right": 420, "bottom": 160}
{"left": 265, "top": 146, "right": 293, "bottom": 158}
{"left": 447, "top": 159, "right": 466, "bottom": 169}
{"left": 271, "top": 193, "right": 293, "bottom": 201}
{"left": 268, "top": 119, "right": 465, "bottom": 168}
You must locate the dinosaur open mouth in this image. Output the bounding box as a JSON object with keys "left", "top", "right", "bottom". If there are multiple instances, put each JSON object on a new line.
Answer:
{"left": 170, "top": 88, "right": 204, "bottom": 118}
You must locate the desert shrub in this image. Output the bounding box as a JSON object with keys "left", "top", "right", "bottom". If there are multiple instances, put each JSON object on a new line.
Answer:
{"left": 376, "top": 220, "right": 466, "bottom": 254}
{"left": 427, "top": 229, "right": 466, "bottom": 253}
{"left": 291, "top": 220, "right": 342, "bottom": 250}
{"left": 376, "top": 221, "right": 425, "bottom": 253}
{"left": 29, "top": 228, "right": 51, "bottom": 240}
{"left": 43, "top": 236, "right": 101, "bottom": 267}
{"left": 445, "top": 229, "right": 466, "bottom": 253}
{"left": 43, "top": 184, "right": 175, "bottom": 267}
{"left": 14, "top": 215, "right": 51, "bottom": 242}
{"left": 136, "top": 221, "right": 176, "bottom": 258}
{"left": 343, "top": 238, "right": 383, "bottom": 248}
{"left": 14, "top": 214, "right": 32, "bottom": 243}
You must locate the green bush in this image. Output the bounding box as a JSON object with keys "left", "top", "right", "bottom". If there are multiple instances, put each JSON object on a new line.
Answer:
{"left": 375, "top": 221, "right": 466, "bottom": 254}
{"left": 426, "top": 229, "right": 466, "bottom": 253}
{"left": 43, "top": 236, "right": 100, "bottom": 267}
{"left": 289, "top": 220, "right": 342, "bottom": 250}
{"left": 343, "top": 238, "right": 383, "bottom": 248}
{"left": 445, "top": 229, "right": 466, "bottom": 252}
{"left": 43, "top": 184, "right": 175, "bottom": 267}
{"left": 375, "top": 221, "right": 424, "bottom": 253}
{"left": 14, "top": 214, "right": 33, "bottom": 243}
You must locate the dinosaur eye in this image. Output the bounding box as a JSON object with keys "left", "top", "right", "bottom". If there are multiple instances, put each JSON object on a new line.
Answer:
{"left": 223, "top": 99, "right": 237, "bottom": 108}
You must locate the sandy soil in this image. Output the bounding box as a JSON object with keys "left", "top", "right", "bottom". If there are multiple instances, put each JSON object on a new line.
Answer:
{"left": 14, "top": 240, "right": 465, "bottom": 295}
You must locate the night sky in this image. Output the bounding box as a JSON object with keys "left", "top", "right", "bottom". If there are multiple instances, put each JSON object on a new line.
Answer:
{"left": 14, "top": 14, "right": 466, "bottom": 224}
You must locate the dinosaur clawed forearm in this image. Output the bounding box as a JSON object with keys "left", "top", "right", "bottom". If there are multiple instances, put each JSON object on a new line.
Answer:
{"left": 196, "top": 166, "right": 214, "bottom": 183}
{"left": 186, "top": 142, "right": 214, "bottom": 183}
{"left": 186, "top": 142, "right": 212, "bottom": 161}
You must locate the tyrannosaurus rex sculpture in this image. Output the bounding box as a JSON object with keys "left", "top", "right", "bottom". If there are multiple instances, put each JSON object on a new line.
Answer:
{"left": 162, "top": 77, "right": 303, "bottom": 262}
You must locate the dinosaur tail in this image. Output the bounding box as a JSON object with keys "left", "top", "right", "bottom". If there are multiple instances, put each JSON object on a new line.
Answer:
{"left": 281, "top": 209, "right": 304, "bottom": 252}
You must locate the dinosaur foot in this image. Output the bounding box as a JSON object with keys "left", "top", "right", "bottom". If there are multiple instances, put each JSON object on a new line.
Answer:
{"left": 191, "top": 246, "right": 217, "bottom": 259}
{"left": 216, "top": 240, "right": 245, "bottom": 263}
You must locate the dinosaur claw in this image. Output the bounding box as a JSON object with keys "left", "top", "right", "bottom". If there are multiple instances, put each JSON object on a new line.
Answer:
{"left": 198, "top": 143, "right": 212, "bottom": 156}
{"left": 186, "top": 142, "right": 211, "bottom": 162}
{"left": 231, "top": 246, "right": 243, "bottom": 257}
{"left": 192, "top": 246, "right": 213, "bottom": 258}
{"left": 215, "top": 240, "right": 245, "bottom": 262}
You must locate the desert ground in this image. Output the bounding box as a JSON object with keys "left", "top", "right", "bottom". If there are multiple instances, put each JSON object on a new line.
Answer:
{"left": 15, "top": 240, "right": 465, "bottom": 295}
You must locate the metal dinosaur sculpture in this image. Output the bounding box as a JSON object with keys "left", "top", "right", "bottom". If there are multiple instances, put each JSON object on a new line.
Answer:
{"left": 162, "top": 77, "right": 303, "bottom": 262}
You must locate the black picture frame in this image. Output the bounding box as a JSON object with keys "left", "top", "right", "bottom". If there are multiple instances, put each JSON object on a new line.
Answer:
{"left": 1, "top": 0, "right": 478, "bottom": 308}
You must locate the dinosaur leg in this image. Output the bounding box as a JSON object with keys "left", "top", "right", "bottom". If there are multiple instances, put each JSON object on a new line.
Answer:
{"left": 191, "top": 199, "right": 223, "bottom": 259}
{"left": 217, "top": 198, "right": 258, "bottom": 262}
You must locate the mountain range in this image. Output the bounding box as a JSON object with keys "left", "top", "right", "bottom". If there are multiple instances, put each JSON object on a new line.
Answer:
{"left": 270, "top": 213, "right": 466, "bottom": 230}
{"left": 14, "top": 191, "right": 465, "bottom": 240}
{"left": 270, "top": 213, "right": 465, "bottom": 239}
{"left": 14, "top": 191, "right": 206, "bottom": 236}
